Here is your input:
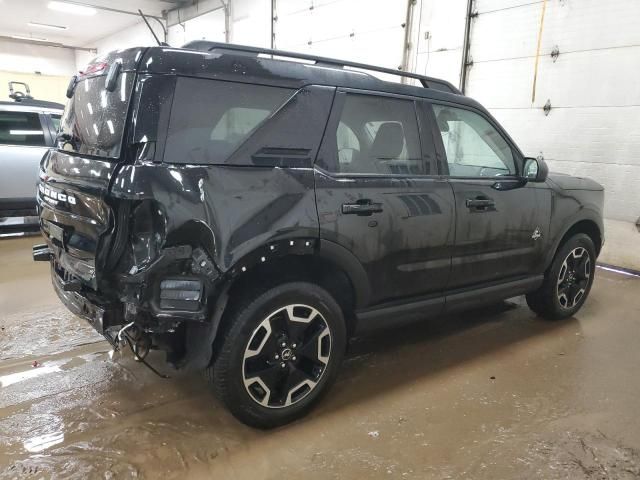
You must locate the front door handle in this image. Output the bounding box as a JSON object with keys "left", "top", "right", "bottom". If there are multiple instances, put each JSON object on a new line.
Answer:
{"left": 465, "top": 197, "right": 495, "bottom": 211}
{"left": 342, "top": 200, "right": 383, "bottom": 216}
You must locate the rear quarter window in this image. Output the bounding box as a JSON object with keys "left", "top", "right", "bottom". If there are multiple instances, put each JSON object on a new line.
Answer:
{"left": 163, "top": 77, "right": 294, "bottom": 165}
{"left": 0, "top": 111, "right": 45, "bottom": 146}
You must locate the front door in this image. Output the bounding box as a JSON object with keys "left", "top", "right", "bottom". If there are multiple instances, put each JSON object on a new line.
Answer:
{"left": 426, "top": 101, "right": 550, "bottom": 289}
{"left": 315, "top": 90, "right": 455, "bottom": 307}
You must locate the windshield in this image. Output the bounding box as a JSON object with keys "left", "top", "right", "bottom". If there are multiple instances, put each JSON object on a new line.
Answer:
{"left": 58, "top": 71, "right": 134, "bottom": 159}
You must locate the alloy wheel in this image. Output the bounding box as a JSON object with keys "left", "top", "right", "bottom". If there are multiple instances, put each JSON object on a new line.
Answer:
{"left": 556, "top": 247, "right": 591, "bottom": 310}
{"left": 242, "top": 304, "right": 332, "bottom": 408}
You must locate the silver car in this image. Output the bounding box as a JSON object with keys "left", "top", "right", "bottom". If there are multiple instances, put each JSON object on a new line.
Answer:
{"left": 0, "top": 97, "right": 64, "bottom": 217}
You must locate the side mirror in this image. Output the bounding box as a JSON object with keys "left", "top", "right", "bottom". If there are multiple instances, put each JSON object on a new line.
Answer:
{"left": 523, "top": 157, "right": 548, "bottom": 183}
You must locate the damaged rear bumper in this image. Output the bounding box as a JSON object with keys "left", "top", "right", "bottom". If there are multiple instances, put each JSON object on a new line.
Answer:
{"left": 35, "top": 244, "right": 123, "bottom": 346}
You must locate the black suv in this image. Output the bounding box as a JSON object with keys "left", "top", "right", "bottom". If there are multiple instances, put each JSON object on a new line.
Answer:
{"left": 33, "top": 42, "right": 604, "bottom": 428}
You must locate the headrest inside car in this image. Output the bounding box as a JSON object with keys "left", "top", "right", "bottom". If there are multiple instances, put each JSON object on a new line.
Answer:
{"left": 370, "top": 122, "right": 404, "bottom": 159}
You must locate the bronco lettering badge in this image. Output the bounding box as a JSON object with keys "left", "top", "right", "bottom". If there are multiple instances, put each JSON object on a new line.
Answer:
{"left": 39, "top": 184, "right": 77, "bottom": 205}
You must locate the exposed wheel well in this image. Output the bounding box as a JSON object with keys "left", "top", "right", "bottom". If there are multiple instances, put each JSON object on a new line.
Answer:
{"left": 557, "top": 220, "right": 602, "bottom": 257}
{"left": 220, "top": 254, "right": 358, "bottom": 337}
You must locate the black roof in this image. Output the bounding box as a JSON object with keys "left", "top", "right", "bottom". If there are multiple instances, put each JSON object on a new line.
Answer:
{"left": 0, "top": 98, "right": 64, "bottom": 110}
{"left": 135, "top": 43, "right": 485, "bottom": 111}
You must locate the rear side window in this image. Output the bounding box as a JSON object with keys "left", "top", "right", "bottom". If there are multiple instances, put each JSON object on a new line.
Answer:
{"left": 0, "top": 111, "right": 45, "bottom": 146}
{"left": 164, "top": 78, "right": 294, "bottom": 164}
{"left": 328, "top": 93, "right": 423, "bottom": 175}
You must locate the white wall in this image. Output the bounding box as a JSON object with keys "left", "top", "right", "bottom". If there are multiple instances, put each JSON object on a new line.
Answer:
{"left": 75, "top": 20, "right": 165, "bottom": 72}
{"left": 168, "top": 9, "right": 226, "bottom": 46}
{"left": 232, "top": 0, "right": 270, "bottom": 47}
{"left": 273, "top": 0, "right": 406, "bottom": 70}
{"left": 168, "top": 0, "right": 407, "bottom": 69}
{"left": 0, "top": 39, "right": 76, "bottom": 76}
{"left": 412, "top": 0, "right": 467, "bottom": 86}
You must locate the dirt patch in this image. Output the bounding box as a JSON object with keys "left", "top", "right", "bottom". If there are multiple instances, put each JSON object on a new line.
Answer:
{"left": 529, "top": 431, "right": 640, "bottom": 479}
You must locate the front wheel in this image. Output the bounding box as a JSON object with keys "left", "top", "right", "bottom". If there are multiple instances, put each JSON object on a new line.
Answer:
{"left": 207, "top": 282, "right": 347, "bottom": 428}
{"left": 526, "top": 233, "right": 596, "bottom": 320}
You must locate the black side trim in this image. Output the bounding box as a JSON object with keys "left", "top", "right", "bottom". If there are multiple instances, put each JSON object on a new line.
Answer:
{"left": 444, "top": 275, "right": 543, "bottom": 314}
{"left": 355, "top": 296, "right": 444, "bottom": 333}
{"left": 355, "top": 275, "right": 543, "bottom": 331}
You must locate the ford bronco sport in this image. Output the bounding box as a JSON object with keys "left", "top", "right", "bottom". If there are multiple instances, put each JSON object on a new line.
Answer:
{"left": 33, "top": 42, "right": 604, "bottom": 428}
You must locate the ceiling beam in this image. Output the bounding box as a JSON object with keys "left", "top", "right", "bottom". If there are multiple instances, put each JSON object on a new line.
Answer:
{"left": 0, "top": 35, "right": 97, "bottom": 53}
{"left": 166, "top": 0, "right": 225, "bottom": 27}
{"left": 54, "top": 1, "right": 164, "bottom": 20}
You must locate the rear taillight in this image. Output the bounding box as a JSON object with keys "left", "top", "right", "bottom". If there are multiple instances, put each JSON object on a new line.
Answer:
{"left": 80, "top": 62, "right": 108, "bottom": 76}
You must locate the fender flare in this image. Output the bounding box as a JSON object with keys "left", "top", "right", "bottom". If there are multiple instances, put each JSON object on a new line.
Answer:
{"left": 544, "top": 210, "right": 604, "bottom": 268}
{"left": 218, "top": 237, "right": 372, "bottom": 310}
{"left": 317, "top": 239, "right": 372, "bottom": 309}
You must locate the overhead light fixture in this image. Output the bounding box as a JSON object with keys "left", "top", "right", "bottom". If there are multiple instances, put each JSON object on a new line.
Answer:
{"left": 11, "top": 35, "right": 50, "bottom": 42}
{"left": 28, "top": 21, "right": 68, "bottom": 30}
{"left": 47, "top": 1, "right": 96, "bottom": 16}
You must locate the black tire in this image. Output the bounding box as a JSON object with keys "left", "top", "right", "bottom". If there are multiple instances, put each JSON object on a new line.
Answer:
{"left": 526, "top": 233, "right": 596, "bottom": 320}
{"left": 206, "top": 282, "right": 347, "bottom": 428}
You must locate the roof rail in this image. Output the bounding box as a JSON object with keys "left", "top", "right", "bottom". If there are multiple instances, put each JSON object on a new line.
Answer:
{"left": 181, "top": 41, "right": 462, "bottom": 95}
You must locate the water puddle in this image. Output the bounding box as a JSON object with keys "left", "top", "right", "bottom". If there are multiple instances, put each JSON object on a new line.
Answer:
{"left": 23, "top": 432, "right": 65, "bottom": 453}
{"left": 0, "top": 365, "right": 61, "bottom": 388}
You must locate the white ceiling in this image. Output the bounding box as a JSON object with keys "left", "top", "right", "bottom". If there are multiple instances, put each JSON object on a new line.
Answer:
{"left": 0, "top": 0, "right": 180, "bottom": 46}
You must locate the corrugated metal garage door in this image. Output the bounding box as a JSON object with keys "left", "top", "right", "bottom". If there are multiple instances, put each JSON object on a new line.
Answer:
{"left": 464, "top": 0, "right": 640, "bottom": 223}
{"left": 274, "top": 0, "right": 406, "bottom": 71}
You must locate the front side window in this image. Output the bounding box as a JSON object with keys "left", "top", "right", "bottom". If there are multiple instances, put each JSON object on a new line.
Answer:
{"left": 331, "top": 94, "right": 423, "bottom": 175}
{"left": 432, "top": 104, "right": 516, "bottom": 177}
{"left": 164, "top": 78, "right": 294, "bottom": 164}
{"left": 0, "top": 111, "right": 45, "bottom": 146}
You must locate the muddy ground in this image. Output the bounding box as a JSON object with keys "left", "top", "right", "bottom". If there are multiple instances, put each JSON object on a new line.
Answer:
{"left": 1, "top": 236, "right": 640, "bottom": 479}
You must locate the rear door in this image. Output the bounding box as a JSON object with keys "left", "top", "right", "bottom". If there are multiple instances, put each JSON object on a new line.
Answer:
{"left": 315, "top": 89, "right": 455, "bottom": 307}
{"left": 425, "top": 101, "right": 550, "bottom": 289}
{"left": 0, "top": 109, "right": 50, "bottom": 203}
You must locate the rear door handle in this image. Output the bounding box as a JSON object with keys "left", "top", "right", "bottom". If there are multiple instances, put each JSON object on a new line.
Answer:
{"left": 342, "top": 200, "right": 383, "bottom": 216}
{"left": 465, "top": 197, "right": 495, "bottom": 211}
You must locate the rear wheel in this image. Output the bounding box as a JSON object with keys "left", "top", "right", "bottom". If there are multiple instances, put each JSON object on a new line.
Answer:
{"left": 526, "top": 233, "right": 596, "bottom": 320}
{"left": 207, "top": 282, "right": 346, "bottom": 428}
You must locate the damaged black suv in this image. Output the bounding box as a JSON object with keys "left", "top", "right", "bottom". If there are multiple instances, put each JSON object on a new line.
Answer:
{"left": 33, "top": 42, "right": 604, "bottom": 428}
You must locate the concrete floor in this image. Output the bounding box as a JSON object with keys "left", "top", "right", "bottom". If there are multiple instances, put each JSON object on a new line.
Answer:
{"left": 1, "top": 236, "right": 640, "bottom": 479}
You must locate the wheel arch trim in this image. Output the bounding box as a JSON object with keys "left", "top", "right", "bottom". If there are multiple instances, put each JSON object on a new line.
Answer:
{"left": 546, "top": 213, "right": 603, "bottom": 269}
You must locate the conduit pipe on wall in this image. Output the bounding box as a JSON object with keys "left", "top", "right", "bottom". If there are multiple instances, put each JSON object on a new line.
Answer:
{"left": 459, "top": 0, "right": 474, "bottom": 94}
{"left": 531, "top": 0, "right": 548, "bottom": 104}
{"left": 400, "top": 0, "right": 417, "bottom": 82}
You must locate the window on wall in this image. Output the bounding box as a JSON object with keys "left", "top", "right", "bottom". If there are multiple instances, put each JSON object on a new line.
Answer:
{"left": 164, "top": 78, "right": 294, "bottom": 164}
{"left": 432, "top": 104, "right": 516, "bottom": 177}
{"left": 0, "top": 111, "right": 45, "bottom": 146}
{"left": 331, "top": 93, "right": 425, "bottom": 175}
